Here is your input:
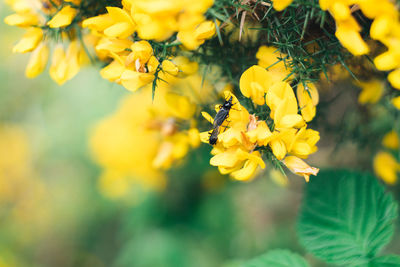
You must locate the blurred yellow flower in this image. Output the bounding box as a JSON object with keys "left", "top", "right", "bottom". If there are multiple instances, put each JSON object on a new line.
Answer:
{"left": 90, "top": 74, "right": 205, "bottom": 198}
{"left": 272, "top": 0, "right": 293, "bottom": 11}
{"left": 382, "top": 131, "right": 400, "bottom": 150}
{"left": 47, "top": 5, "right": 77, "bottom": 28}
{"left": 357, "top": 79, "right": 385, "bottom": 104}
{"left": 373, "top": 151, "right": 400, "bottom": 184}
{"left": 25, "top": 42, "right": 49, "bottom": 78}
{"left": 12, "top": 27, "right": 43, "bottom": 53}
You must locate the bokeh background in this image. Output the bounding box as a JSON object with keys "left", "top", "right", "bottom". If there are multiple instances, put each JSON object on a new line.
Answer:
{"left": 0, "top": 2, "right": 399, "bottom": 267}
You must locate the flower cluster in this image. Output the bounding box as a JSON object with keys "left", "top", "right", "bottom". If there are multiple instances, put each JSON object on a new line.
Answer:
{"left": 318, "top": 0, "right": 400, "bottom": 109}
{"left": 80, "top": 0, "right": 215, "bottom": 91}
{"left": 90, "top": 74, "right": 209, "bottom": 198}
{"left": 4, "top": 0, "right": 89, "bottom": 84}
{"left": 200, "top": 46, "right": 320, "bottom": 182}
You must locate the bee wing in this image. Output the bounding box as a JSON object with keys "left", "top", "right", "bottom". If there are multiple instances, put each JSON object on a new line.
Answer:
{"left": 213, "top": 109, "right": 229, "bottom": 127}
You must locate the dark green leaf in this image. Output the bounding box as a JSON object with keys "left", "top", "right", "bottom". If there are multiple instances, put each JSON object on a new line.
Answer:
{"left": 298, "top": 170, "right": 398, "bottom": 266}
{"left": 242, "top": 249, "right": 310, "bottom": 267}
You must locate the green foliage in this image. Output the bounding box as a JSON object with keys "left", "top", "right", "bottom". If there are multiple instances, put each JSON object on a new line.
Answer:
{"left": 298, "top": 170, "right": 398, "bottom": 266}
{"left": 242, "top": 249, "right": 310, "bottom": 267}
{"left": 369, "top": 255, "right": 400, "bottom": 267}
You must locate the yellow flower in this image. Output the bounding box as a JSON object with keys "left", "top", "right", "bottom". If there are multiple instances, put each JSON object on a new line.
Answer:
{"left": 49, "top": 41, "right": 83, "bottom": 85}
{"left": 172, "top": 56, "right": 199, "bottom": 77}
{"left": 388, "top": 69, "right": 400, "bottom": 90}
{"left": 12, "top": 27, "right": 43, "bottom": 53}
{"left": 25, "top": 43, "right": 49, "bottom": 78}
{"left": 47, "top": 5, "right": 77, "bottom": 28}
{"left": 177, "top": 20, "right": 216, "bottom": 50}
{"left": 373, "top": 151, "right": 399, "bottom": 184}
{"left": 297, "top": 82, "right": 319, "bottom": 122}
{"left": 266, "top": 82, "right": 304, "bottom": 129}
{"left": 357, "top": 79, "right": 385, "bottom": 104}
{"left": 272, "top": 0, "right": 293, "bottom": 11}
{"left": 4, "top": 12, "right": 39, "bottom": 27}
{"left": 161, "top": 60, "right": 179, "bottom": 76}
{"left": 82, "top": 14, "right": 114, "bottom": 33}
{"left": 335, "top": 21, "right": 369, "bottom": 56}
{"left": 382, "top": 131, "right": 400, "bottom": 150}
{"left": 240, "top": 65, "right": 272, "bottom": 105}
{"left": 283, "top": 156, "right": 319, "bottom": 182}
{"left": 256, "top": 46, "right": 291, "bottom": 83}
{"left": 392, "top": 96, "right": 400, "bottom": 109}
{"left": 91, "top": 73, "right": 205, "bottom": 198}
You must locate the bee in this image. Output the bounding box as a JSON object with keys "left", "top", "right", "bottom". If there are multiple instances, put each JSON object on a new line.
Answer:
{"left": 209, "top": 96, "right": 234, "bottom": 145}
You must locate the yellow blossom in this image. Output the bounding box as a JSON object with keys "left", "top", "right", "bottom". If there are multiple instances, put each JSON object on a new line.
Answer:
{"left": 25, "top": 43, "right": 49, "bottom": 78}
{"left": 297, "top": 82, "right": 319, "bottom": 122}
{"left": 266, "top": 82, "right": 304, "bottom": 129}
{"left": 392, "top": 96, "right": 400, "bottom": 109}
{"left": 12, "top": 27, "right": 43, "bottom": 53}
{"left": 382, "top": 131, "right": 400, "bottom": 150}
{"left": 272, "top": 0, "right": 293, "bottom": 11}
{"left": 388, "top": 69, "right": 400, "bottom": 90}
{"left": 4, "top": 12, "right": 39, "bottom": 27}
{"left": 373, "top": 151, "right": 400, "bottom": 184}
{"left": 283, "top": 156, "right": 319, "bottom": 182}
{"left": 177, "top": 20, "right": 216, "bottom": 50}
{"left": 256, "top": 46, "right": 291, "bottom": 83}
{"left": 103, "top": 7, "right": 135, "bottom": 39}
{"left": 47, "top": 5, "right": 77, "bottom": 28}
{"left": 162, "top": 60, "right": 179, "bottom": 76}
{"left": 357, "top": 79, "right": 385, "bottom": 104}
{"left": 240, "top": 65, "right": 272, "bottom": 105}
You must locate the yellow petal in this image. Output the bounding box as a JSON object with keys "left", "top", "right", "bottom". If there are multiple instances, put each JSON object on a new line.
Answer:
{"left": 47, "top": 6, "right": 77, "bottom": 28}
{"left": 25, "top": 43, "right": 49, "bottom": 78}
{"left": 100, "top": 60, "right": 125, "bottom": 81}
{"left": 273, "top": 0, "right": 293, "bottom": 11}
{"left": 270, "top": 139, "right": 287, "bottom": 160}
{"left": 4, "top": 12, "right": 38, "bottom": 27}
{"left": 104, "top": 22, "right": 135, "bottom": 39}
{"left": 210, "top": 150, "right": 240, "bottom": 168}
{"left": 335, "top": 25, "right": 369, "bottom": 56}
{"left": 382, "top": 131, "right": 399, "bottom": 150}
{"left": 230, "top": 159, "right": 259, "bottom": 181}
{"left": 120, "top": 70, "right": 154, "bottom": 92}
{"left": 13, "top": 27, "right": 43, "bottom": 53}
{"left": 162, "top": 60, "right": 179, "bottom": 76}
{"left": 283, "top": 156, "right": 319, "bottom": 182}
{"left": 373, "top": 151, "right": 399, "bottom": 184}
{"left": 388, "top": 69, "right": 400, "bottom": 89}
{"left": 165, "top": 93, "right": 195, "bottom": 119}
{"left": 392, "top": 96, "right": 400, "bottom": 109}
{"left": 374, "top": 51, "right": 399, "bottom": 71}
{"left": 297, "top": 82, "right": 319, "bottom": 122}
{"left": 240, "top": 65, "right": 272, "bottom": 105}
{"left": 82, "top": 14, "right": 114, "bottom": 31}
{"left": 201, "top": 111, "right": 214, "bottom": 124}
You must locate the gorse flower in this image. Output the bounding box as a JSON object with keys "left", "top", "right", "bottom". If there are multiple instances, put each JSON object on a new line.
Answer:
{"left": 90, "top": 74, "right": 205, "bottom": 198}
{"left": 200, "top": 63, "right": 320, "bottom": 182}
{"left": 4, "top": 0, "right": 86, "bottom": 84}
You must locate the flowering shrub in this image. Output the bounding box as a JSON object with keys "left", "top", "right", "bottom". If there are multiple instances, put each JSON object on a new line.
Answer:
{"left": 3, "top": 0, "right": 400, "bottom": 265}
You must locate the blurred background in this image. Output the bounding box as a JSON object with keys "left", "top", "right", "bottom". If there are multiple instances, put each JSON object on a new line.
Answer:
{"left": 0, "top": 3, "right": 399, "bottom": 267}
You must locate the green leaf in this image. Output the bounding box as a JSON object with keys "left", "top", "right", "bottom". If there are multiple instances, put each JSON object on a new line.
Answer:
{"left": 369, "top": 255, "right": 400, "bottom": 267}
{"left": 297, "top": 170, "right": 398, "bottom": 266}
{"left": 242, "top": 249, "right": 310, "bottom": 267}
